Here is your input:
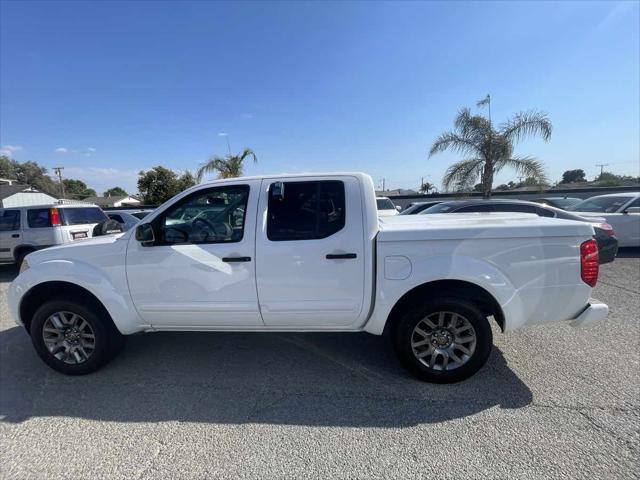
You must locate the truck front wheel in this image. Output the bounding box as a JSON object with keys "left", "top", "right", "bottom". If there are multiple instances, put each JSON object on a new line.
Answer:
{"left": 30, "top": 300, "right": 125, "bottom": 375}
{"left": 392, "top": 297, "right": 493, "bottom": 383}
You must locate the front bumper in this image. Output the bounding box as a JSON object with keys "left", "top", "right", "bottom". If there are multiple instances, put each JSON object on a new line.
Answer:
{"left": 570, "top": 300, "right": 608, "bottom": 328}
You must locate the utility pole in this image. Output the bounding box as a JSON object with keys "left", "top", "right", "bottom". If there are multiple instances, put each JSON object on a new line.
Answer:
{"left": 219, "top": 133, "right": 231, "bottom": 155}
{"left": 53, "top": 166, "right": 65, "bottom": 198}
{"left": 595, "top": 163, "right": 609, "bottom": 177}
{"left": 382, "top": 178, "right": 385, "bottom": 192}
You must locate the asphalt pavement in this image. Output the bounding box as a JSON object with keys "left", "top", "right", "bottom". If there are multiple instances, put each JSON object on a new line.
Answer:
{"left": 1, "top": 251, "right": 638, "bottom": 479}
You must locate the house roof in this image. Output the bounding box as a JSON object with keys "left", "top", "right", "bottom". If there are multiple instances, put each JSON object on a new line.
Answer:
{"left": 0, "top": 184, "right": 33, "bottom": 200}
{"left": 82, "top": 195, "right": 139, "bottom": 206}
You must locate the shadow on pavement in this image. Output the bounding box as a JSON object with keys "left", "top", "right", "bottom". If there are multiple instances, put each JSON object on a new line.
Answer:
{"left": 0, "top": 264, "right": 18, "bottom": 283}
{"left": 616, "top": 247, "right": 640, "bottom": 258}
{"left": 0, "top": 326, "right": 532, "bottom": 427}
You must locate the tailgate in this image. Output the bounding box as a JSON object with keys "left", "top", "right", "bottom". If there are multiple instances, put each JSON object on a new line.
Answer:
{"left": 61, "top": 224, "right": 99, "bottom": 242}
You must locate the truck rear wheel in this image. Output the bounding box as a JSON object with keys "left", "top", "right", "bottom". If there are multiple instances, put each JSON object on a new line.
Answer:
{"left": 392, "top": 297, "right": 493, "bottom": 383}
{"left": 29, "top": 300, "right": 125, "bottom": 375}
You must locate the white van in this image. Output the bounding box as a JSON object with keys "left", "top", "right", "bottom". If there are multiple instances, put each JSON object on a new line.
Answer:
{"left": 0, "top": 202, "right": 108, "bottom": 265}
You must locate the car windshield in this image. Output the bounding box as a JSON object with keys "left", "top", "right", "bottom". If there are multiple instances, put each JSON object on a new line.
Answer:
{"left": 131, "top": 211, "right": 150, "bottom": 219}
{"left": 568, "top": 196, "right": 633, "bottom": 213}
{"left": 376, "top": 199, "right": 395, "bottom": 210}
{"left": 60, "top": 207, "right": 108, "bottom": 225}
{"left": 421, "top": 203, "right": 458, "bottom": 213}
{"left": 549, "top": 198, "right": 582, "bottom": 208}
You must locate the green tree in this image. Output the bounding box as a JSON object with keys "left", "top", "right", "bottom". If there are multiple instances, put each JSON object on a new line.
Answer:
{"left": 0, "top": 155, "right": 16, "bottom": 179}
{"left": 177, "top": 170, "right": 196, "bottom": 191}
{"left": 428, "top": 96, "right": 552, "bottom": 198}
{"left": 137, "top": 166, "right": 196, "bottom": 204}
{"left": 103, "top": 186, "right": 127, "bottom": 197}
{"left": 13, "top": 161, "right": 59, "bottom": 196}
{"left": 63, "top": 179, "right": 96, "bottom": 199}
{"left": 560, "top": 169, "right": 586, "bottom": 184}
{"left": 196, "top": 148, "right": 257, "bottom": 182}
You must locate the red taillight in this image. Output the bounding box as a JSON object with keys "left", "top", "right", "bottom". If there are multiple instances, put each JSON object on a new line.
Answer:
{"left": 597, "top": 222, "right": 615, "bottom": 237}
{"left": 50, "top": 208, "right": 61, "bottom": 226}
{"left": 580, "top": 239, "right": 599, "bottom": 287}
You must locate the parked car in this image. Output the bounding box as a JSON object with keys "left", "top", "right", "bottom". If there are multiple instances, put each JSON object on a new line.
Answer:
{"left": 0, "top": 202, "right": 109, "bottom": 266}
{"left": 399, "top": 201, "right": 442, "bottom": 215}
{"left": 531, "top": 197, "right": 582, "bottom": 209}
{"left": 9, "top": 173, "right": 607, "bottom": 383}
{"left": 376, "top": 196, "right": 400, "bottom": 216}
{"left": 421, "top": 199, "right": 618, "bottom": 263}
{"left": 567, "top": 193, "right": 640, "bottom": 247}
{"left": 106, "top": 209, "right": 153, "bottom": 231}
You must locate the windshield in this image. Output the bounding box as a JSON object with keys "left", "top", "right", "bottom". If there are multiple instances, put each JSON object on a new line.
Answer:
{"left": 568, "top": 196, "right": 633, "bottom": 213}
{"left": 421, "top": 203, "right": 458, "bottom": 214}
{"left": 549, "top": 198, "right": 582, "bottom": 208}
{"left": 60, "top": 207, "right": 108, "bottom": 226}
{"left": 131, "top": 211, "right": 151, "bottom": 220}
{"left": 376, "top": 198, "right": 395, "bottom": 210}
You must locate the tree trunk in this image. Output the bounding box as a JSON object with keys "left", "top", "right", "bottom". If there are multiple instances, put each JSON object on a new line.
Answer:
{"left": 482, "top": 161, "right": 493, "bottom": 199}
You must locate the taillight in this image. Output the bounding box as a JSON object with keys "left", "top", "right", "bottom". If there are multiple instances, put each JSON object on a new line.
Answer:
{"left": 597, "top": 222, "right": 615, "bottom": 237}
{"left": 580, "top": 239, "right": 599, "bottom": 287}
{"left": 50, "top": 208, "right": 61, "bottom": 226}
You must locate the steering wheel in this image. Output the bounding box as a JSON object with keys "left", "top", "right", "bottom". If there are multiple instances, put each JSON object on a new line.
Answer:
{"left": 192, "top": 218, "right": 232, "bottom": 241}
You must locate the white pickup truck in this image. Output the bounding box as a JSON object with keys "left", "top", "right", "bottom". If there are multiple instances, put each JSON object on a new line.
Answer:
{"left": 8, "top": 173, "right": 608, "bottom": 383}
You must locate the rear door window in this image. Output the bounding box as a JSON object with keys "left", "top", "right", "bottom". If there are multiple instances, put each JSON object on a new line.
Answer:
{"left": 267, "top": 180, "right": 346, "bottom": 241}
{"left": 27, "top": 209, "right": 52, "bottom": 228}
{"left": 60, "top": 207, "right": 108, "bottom": 225}
{"left": 0, "top": 210, "right": 20, "bottom": 231}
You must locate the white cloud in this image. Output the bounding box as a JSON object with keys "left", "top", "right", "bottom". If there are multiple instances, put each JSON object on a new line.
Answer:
{"left": 0, "top": 145, "right": 23, "bottom": 156}
{"left": 87, "top": 147, "right": 96, "bottom": 152}
{"left": 241, "top": 113, "right": 254, "bottom": 119}
{"left": 218, "top": 132, "right": 228, "bottom": 136}
{"left": 55, "top": 147, "right": 69, "bottom": 154}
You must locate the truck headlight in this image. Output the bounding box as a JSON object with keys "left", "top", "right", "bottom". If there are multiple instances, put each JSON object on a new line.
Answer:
{"left": 19, "top": 258, "right": 30, "bottom": 274}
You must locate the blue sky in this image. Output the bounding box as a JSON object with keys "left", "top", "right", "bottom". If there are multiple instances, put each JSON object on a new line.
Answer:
{"left": 1, "top": 0, "right": 638, "bottom": 194}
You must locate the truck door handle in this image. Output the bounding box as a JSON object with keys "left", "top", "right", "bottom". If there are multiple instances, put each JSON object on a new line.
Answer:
{"left": 11, "top": 234, "right": 20, "bottom": 238}
{"left": 326, "top": 253, "right": 357, "bottom": 260}
{"left": 222, "top": 256, "right": 251, "bottom": 263}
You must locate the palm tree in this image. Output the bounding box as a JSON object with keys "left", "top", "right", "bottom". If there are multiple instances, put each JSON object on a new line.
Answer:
{"left": 196, "top": 148, "right": 257, "bottom": 182}
{"left": 419, "top": 181, "right": 434, "bottom": 194}
{"left": 428, "top": 96, "right": 552, "bottom": 198}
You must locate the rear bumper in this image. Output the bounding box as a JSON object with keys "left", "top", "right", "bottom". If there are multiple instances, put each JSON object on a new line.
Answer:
{"left": 597, "top": 236, "right": 618, "bottom": 264}
{"left": 570, "top": 300, "right": 608, "bottom": 328}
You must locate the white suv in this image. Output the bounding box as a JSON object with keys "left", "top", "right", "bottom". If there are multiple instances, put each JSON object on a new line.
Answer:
{"left": 0, "top": 202, "right": 108, "bottom": 265}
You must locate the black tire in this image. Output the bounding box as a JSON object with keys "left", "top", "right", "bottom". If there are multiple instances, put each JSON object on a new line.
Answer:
{"left": 392, "top": 297, "right": 493, "bottom": 383}
{"left": 29, "top": 299, "right": 125, "bottom": 375}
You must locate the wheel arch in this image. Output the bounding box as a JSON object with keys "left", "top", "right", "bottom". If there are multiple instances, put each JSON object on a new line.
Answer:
{"left": 13, "top": 244, "right": 37, "bottom": 262}
{"left": 19, "top": 281, "right": 114, "bottom": 333}
{"left": 382, "top": 279, "right": 505, "bottom": 336}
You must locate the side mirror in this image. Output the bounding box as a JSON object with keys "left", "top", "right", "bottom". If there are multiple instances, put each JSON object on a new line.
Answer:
{"left": 395, "top": 205, "right": 402, "bottom": 211}
{"left": 271, "top": 181, "right": 285, "bottom": 201}
{"left": 625, "top": 207, "right": 640, "bottom": 214}
{"left": 135, "top": 223, "right": 155, "bottom": 246}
